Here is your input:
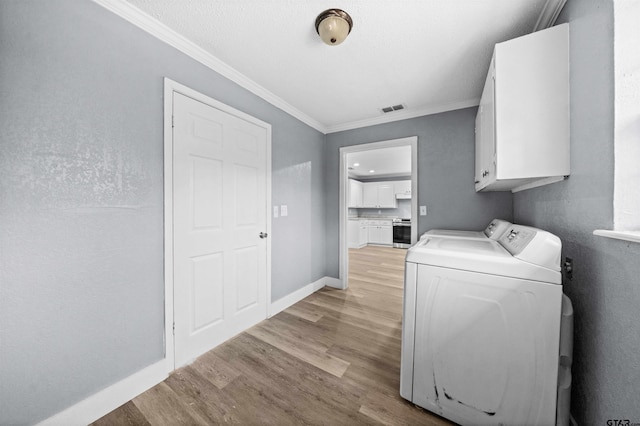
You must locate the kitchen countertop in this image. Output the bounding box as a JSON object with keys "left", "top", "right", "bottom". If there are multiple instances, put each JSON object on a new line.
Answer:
{"left": 349, "top": 216, "right": 412, "bottom": 220}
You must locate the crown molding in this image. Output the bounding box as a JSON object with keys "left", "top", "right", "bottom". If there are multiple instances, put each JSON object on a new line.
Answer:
{"left": 533, "top": 0, "right": 567, "bottom": 31}
{"left": 325, "top": 98, "right": 480, "bottom": 134}
{"left": 93, "top": 0, "right": 557, "bottom": 137}
{"left": 92, "top": 0, "right": 327, "bottom": 133}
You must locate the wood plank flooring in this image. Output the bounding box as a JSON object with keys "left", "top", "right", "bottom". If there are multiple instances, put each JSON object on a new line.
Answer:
{"left": 92, "top": 246, "right": 452, "bottom": 426}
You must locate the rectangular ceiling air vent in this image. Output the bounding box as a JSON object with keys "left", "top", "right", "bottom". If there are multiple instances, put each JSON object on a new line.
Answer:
{"left": 381, "top": 104, "right": 406, "bottom": 114}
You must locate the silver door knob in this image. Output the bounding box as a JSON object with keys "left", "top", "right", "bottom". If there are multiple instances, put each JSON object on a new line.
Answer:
{"left": 259, "top": 232, "right": 268, "bottom": 239}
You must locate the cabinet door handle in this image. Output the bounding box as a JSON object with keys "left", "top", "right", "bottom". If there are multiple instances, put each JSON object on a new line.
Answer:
{"left": 259, "top": 232, "right": 268, "bottom": 239}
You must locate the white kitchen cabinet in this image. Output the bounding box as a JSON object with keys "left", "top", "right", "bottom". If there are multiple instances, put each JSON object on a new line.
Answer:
{"left": 362, "top": 183, "right": 397, "bottom": 208}
{"left": 358, "top": 221, "right": 368, "bottom": 246}
{"left": 368, "top": 219, "right": 393, "bottom": 246}
{"left": 363, "top": 183, "right": 377, "bottom": 208}
{"left": 475, "top": 24, "right": 570, "bottom": 192}
{"left": 394, "top": 180, "right": 412, "bottom": 199}
{"left": 348, "top": 219, "right": 368, "bottom": 248}
{"left": 377, "top": 184, "right": 396, "bottom": 207}
{"left": 348, "top": 179, "right": 363, "bottom": 208}
{"left": 348, "top": 219, "right": 360, "bottom": 248}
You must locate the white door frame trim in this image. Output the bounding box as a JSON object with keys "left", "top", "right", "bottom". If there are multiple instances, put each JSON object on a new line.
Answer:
{"left": 163, "top": 78, "right": 272, "bottom": 371}
{"left": 338, "top": 136, "right": 418, "bottom": 289}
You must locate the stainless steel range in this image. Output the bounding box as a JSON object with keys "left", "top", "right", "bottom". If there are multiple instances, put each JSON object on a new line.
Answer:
{"left": 392, "top": 218, "right": 412, "bottom": 248}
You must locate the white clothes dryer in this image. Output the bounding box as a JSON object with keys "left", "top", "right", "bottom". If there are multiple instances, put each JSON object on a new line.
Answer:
{"left": 420, "top": 218, "right": 512, "bottom": 241}
{"left": 401, "top": 225, "right": 573, "bottom": 426}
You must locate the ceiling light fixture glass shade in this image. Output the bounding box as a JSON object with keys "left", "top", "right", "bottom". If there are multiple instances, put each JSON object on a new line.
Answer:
{"left": 315, "top": 9, "right": 353, "bottom": 46}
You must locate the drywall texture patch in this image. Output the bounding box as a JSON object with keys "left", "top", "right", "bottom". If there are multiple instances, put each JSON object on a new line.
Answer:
{"left": 515, "top": 0, "right": 640, "bottom": 423}
{"left": 6, "top": 132, "right": 154, "bottom": 210}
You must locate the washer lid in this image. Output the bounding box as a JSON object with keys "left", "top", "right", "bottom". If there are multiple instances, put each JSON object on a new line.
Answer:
{"left": 422, "top": 218, "right": 512, "bottom": 241}
{"left": 422, "top": 229, "right": 486, "bottom": 240}
{"left": 406, "top": 236, "right": 561, "bottom": 284}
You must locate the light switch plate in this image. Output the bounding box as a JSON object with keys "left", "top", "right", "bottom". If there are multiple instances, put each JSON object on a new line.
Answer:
{"left": 273, "top": 206, "right": 279, "bottom": 218}
{"left": 281, "top": 205, "right": 288, "bottom": 217}
{"left": 420, "top": 205, "right": 427, "bottom": 216}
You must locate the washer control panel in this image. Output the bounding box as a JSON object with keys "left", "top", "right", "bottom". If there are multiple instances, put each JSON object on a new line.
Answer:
{"left": 501, "top": 227, "right": 537, "bottom": 255}
{"left": 499, "top": 225, "right": 562, "bottom": 271}
{"left": 483, "top": 219, "right": 512, "bottom": 240}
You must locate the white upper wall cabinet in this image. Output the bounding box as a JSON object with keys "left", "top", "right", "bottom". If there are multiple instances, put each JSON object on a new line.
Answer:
{"left": 394, "top": 180, "right": 412, "bottom": 199}
{"left": 475, "top": 24, "right": 570, "bottom": 192}
{"left": 362, "top": 182, "right": 397, "bottom": 208}
{"left": 348, "top": 179, "right": 364, "bottom": 208}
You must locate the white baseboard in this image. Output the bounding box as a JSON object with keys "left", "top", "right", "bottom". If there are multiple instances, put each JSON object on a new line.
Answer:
{"left": 38, "top": 276, "right": 338, "bottom": 425}
{"left": 324, "top": 277, "right": 343, "bottom": 289}
{"left": 268, "top": 276, "right": 329, "bottom": 318}
{"left": 37, "top": 359, "right": 168, "bottom": 426}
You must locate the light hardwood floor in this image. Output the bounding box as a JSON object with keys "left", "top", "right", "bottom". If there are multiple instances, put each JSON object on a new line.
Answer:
{"left": 92, "top": 246, "right": 452, "bottom": 425}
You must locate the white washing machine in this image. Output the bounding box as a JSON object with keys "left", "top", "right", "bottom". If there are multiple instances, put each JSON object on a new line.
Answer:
{"left": 401, "top": 224, "right": 573, "bottom": 425}
{"left": 420, "top": 218, "right": 512, "bottom": 241}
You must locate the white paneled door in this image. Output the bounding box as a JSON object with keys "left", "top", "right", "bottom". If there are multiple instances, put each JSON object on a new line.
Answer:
{"left": 172, "top": 92, "right": 268, "bottom": 367}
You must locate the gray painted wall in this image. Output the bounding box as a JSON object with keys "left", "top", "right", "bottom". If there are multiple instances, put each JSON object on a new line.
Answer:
{"left": 325, "top": 108, "right": 514, "bottom": 277}
{"left": 271, "top": 126, "right": 326, "bottom": 301}
{"left": 0, "top": 1, "right": 325, "bottom": 424}
{"left": 514, "top": 0, "right": 640, "bottom": 423}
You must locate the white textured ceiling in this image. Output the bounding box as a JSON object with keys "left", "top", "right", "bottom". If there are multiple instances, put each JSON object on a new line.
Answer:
{"left": 123, "top": 0, "right": 562, "bottom": 133}
{"left": 347, "top": 146, "right": 411, "bottom": 179}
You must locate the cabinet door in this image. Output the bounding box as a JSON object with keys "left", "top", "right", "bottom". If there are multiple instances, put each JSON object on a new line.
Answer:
{"left": 362, "top": 183, "right": 378, "bottom": 207}
{"left": 494, "top": 24, "right": 569, "bottom": 180}
{"left": 368, "top": 222, "right": 393, "bottom": 245}
{"left": 347, "top": 220, "right": 360, "bottom": 248}
{"left": 348, "top": 180, "right": 356, "bottom": 208}
{"left": 377, "top": 184, "right": 397, "bottom": 208}
{"left": 394, "top": 180, "right": 411, "bottom": 197}
{"left": 476, "top": 59, "right": 496, "bottom": 190}
{"left": 475, "top": 24, "right": 569, "bottom": 192}
{"left": 369, "top": 224, "right": 386, "bottom": 244}
{"left": 474, "top": 109, "right": 482, "bottom": 186}
{"left": 348, "top": 179, "right": 363, "bottom": 208}
{"left": 355, "top": 181, "right": 363, "bottom": 207}
{"left": 380, "top": 225, "right": 393, "bottom": 245}
{"left": 359, "top": 223, "right": 368, "bottom": 245}
{"left": 367, "top": 225, "right": 377, "bottom": 244}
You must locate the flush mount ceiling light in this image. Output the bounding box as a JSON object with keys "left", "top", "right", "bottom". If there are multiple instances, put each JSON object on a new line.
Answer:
{"left": 315, "top": 9, "right": 353, "bottom": 46}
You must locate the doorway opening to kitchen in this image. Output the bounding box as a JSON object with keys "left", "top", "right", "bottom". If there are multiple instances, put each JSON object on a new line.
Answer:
{"left": 339, "top": 136, "right": 418, "bottom": 290}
